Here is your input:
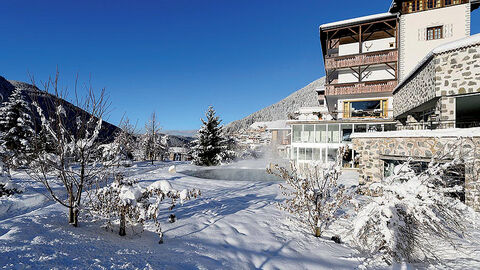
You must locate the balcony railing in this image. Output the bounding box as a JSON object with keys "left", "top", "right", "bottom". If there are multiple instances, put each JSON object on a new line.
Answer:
{"left": 325, "top": 79, "right": 397, "bottom": 96}
{"left": 325, "top": 49, "right": 398, "bottom": 70}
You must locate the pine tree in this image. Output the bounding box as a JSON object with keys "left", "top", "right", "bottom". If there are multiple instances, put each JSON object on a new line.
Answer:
{"left": 192, "top": 106, "right": 227, "bottom": 166}
{"left": 0, "top": 88, "right": 35, "bottom": 166}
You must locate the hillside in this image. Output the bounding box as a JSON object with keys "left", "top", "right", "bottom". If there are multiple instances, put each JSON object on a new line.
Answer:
{"left": 0, "top": 76, "right": 120, "bottom": 142}
{"left": 0, "top": 76, "right": 194, "bottom": 146}
{"left": 225, "top": 77, "right": 325, "bottom": 133}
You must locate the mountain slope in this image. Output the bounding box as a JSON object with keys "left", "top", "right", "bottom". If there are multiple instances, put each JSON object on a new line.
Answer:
{"left": 225, "top": 77, "right": 325, "bottom": 133}
{"left": 0, "top": 76, "right": 120, "bottom": 141}
{"left": 1, "top": 76, "right": 194, "bottom": 146}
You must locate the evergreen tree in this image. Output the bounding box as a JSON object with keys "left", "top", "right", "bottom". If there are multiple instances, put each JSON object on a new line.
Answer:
{"left": 0, "top": 88, "right": 35, "bottom": 166}
{"left": 192, "top": 106, "right": 227, "bottom": 166}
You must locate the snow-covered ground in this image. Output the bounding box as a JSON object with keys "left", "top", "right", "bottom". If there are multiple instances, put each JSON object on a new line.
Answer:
{"left": 0, "top": 161, "right": 479, "bottom": 269}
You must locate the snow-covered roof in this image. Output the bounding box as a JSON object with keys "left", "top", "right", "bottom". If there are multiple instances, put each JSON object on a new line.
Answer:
{"left": 320, "top": 13, "right": 397, "bottom": 30}
{"left": 249, "top": 120, "right": 289, "bottom": 130}
{"left": 394, "top": 33, "right": 480, "bottom": 94}
{"left": 351, "top": 127, "right": 480, "bottom": 139}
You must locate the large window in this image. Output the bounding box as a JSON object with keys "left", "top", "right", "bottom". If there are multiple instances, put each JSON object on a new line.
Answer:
{"left": 427, "top": 26, "right": 443, "bottom": 40}
{"left": 315, "top": 125, "right": 327, "bottom": 143}
{"left": 292, "top": 125, "right": 302, "bottom": 143}
{"left": 303, "top": 125, "right": 315, "bottom": 143}
{"left": 343, "top": 99, "right": 388, "bottom": 118}
{"left": 328, "top": 124, "right": 340, "bottom": 143}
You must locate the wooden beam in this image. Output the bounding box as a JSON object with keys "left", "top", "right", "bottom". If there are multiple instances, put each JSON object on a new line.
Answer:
{"left": 383, "top": 29, "right": 395, "bottom": 37}
{"left": 384, "top": 21, "right": 395, "bottom": 30}
{"left": 385, "top": 63, "right": 396, "bottom": 78}
{"left": 359, "top": 25, "right": 362, "bottom": 54}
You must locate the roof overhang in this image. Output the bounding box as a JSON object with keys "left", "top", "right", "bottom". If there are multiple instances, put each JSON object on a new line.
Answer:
{"left": 319, "top": 13, "right": 398, "bottom": 61}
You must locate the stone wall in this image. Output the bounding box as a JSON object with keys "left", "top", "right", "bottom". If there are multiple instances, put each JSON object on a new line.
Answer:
{"left": 393, "top": 60, "right": 436, "bottom": 117}
{"left": 434, "top": 45, "right": 480, "bottom": 96}
{"left": 393, "top": 43, "right": 480, "bottom": 119}
{"left": 353, "top": 135, "right": 480, "bottom": 210}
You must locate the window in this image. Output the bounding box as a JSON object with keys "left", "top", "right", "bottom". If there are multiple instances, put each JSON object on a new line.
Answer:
{"left": 427, "top": 0, "right": 436, "bottom": 8}
{"left": 343, "top": 99, "right": 388, "bottom": 118}
{"left": 327, "top": 124, "right": 340, "bottom": 143}
{"left": 303, "top": 125, "right": 314, "bottom": 143}
{"left": 427, "top": 26, "right": 443, "bottom": 40}
{"left": 445, "top": 0, "right": 452, "bottom": 5}
{"left": 315, "top": 125, "right": 327, "bottom": 143}
{"left": 292, "top": 125, "right": 302, "bottom": 143}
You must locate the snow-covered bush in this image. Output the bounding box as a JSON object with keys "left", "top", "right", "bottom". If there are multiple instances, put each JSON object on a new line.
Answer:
{"left": 352, "top": 139, "right": 477, "bottom": 267}
{"left": 0, "top": 175, "right": 23, "bottom": 197}
{"left": 90, "top": 173, "right": 200, "bottom": 243}
{"left": 268, "top": 156, "right": 353, "bottom": 237}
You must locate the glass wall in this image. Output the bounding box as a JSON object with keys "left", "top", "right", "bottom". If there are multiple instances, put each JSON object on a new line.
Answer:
{"left": 293, "top": 125, "right": 302, "bottom": 143}
{"left": 315, "top": 125, "right": 327, "bottom": 143}
{"left": 328, "top": 124, "right": 340, "bottom": 143}
{"left": 341, "top": 124, "right": 353, "bottom": 142}
{"left": 292, "top": 122, "right": 393, "bottom": 145}
{"left": 303, "top": 125, "right": 315, "bottom": 143}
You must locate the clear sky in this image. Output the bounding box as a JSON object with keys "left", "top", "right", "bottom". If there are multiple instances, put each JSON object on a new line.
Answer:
{"left": 1, "top": 0, "right": 479, "bottom": 131}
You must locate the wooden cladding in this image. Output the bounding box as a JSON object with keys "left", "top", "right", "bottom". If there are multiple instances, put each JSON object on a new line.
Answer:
{"left": 325, "top": 80, "right": 398, "bottom": 96}
{"left": 325, "top": 50, "right": 398, "bottom": 70}
{"left": 402, "top": 0, "right": 468, "bottom": 14}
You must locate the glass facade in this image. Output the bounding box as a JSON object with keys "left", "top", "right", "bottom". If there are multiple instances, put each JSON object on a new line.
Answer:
{"left": 290, "top": 122, "right": 394, "bottom": 166}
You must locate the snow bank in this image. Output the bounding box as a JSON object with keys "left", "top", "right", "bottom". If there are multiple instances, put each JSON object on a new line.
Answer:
{"left": 351, "top": 127, "right": 480, "bottom": 139}
{"left": 147, "top": 180, "right": 173, "bottom": 193}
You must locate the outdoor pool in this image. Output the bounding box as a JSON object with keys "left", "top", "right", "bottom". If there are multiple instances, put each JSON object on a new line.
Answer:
{"left": 180, "top": 168, "right": 283, "bottom": 182}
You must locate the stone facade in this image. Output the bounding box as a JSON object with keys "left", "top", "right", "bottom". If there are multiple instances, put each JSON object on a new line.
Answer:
{"left": 393, "top": 43, "right": 480, "bottom": 120}
{"left": 393, "top": 60, "right": 436, "bottom": 117}
{"left": 353, "top": 135, "right": 480, "bottom": 210}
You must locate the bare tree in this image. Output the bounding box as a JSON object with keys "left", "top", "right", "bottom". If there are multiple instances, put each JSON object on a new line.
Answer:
{"left": 28, "top": 71, "right": 110, "bottom": 227}
{"left": 143, "top": 112, "right": 167, "bottom": 165}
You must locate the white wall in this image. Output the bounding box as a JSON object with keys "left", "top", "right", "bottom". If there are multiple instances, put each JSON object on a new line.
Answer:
{"left": 399, "top": 4, "right": 470, "bottom": 79}
{"left": 338, "top": 37, "right": 396, "bottom": 56}
{"left": 337, "top": 65, "right": 395, "bottom": 84}
{"left": 362, "top": 37, "right": 396, "bottom": 53}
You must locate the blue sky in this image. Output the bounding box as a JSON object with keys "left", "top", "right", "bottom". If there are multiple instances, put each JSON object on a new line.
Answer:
{"left": 1, "top": 0, "right": 479, "bottom": 131}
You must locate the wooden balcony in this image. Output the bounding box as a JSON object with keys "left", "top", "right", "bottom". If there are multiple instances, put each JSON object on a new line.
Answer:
{"left": 325, "top": 79, "right": 397, "bottom": 96}
{"left": 325, "top": 49, "right": 398, "bottom": 70}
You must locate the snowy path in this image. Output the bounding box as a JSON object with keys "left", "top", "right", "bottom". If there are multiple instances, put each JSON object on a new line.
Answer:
{"left": 0, "top": 162, "right": 363, "bottom": 269}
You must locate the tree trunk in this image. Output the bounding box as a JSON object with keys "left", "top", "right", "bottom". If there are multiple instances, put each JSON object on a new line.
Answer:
{"left": 119, "top": 209, "right": 126, "bottom": 236}
{"left": 68, "top": 191, "right": 75, "bottom": 224}
{"left": 314, "top": 227, "right": 321, "bottom": 237}
{"left": 72, "top": 207, "right": 78, "bottom": 227}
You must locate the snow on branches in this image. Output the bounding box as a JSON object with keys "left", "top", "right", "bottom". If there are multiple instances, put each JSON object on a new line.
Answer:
{"left": 268, "top": 151, "right": 354, "bottom": 237}
{"left": 89, "top": 173, "right": 200, "bottom": 243}
{"left": 352, "top": 138, "right": 478, "bottom": 267}
{"left": 27, "top": 72, "right": 110, "bottom": 227}
{"left": 0, "top": 88, "right": 35, "bottom": 168}
{"left": 192, "top": 106, "right": 230, "bottom": 166}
